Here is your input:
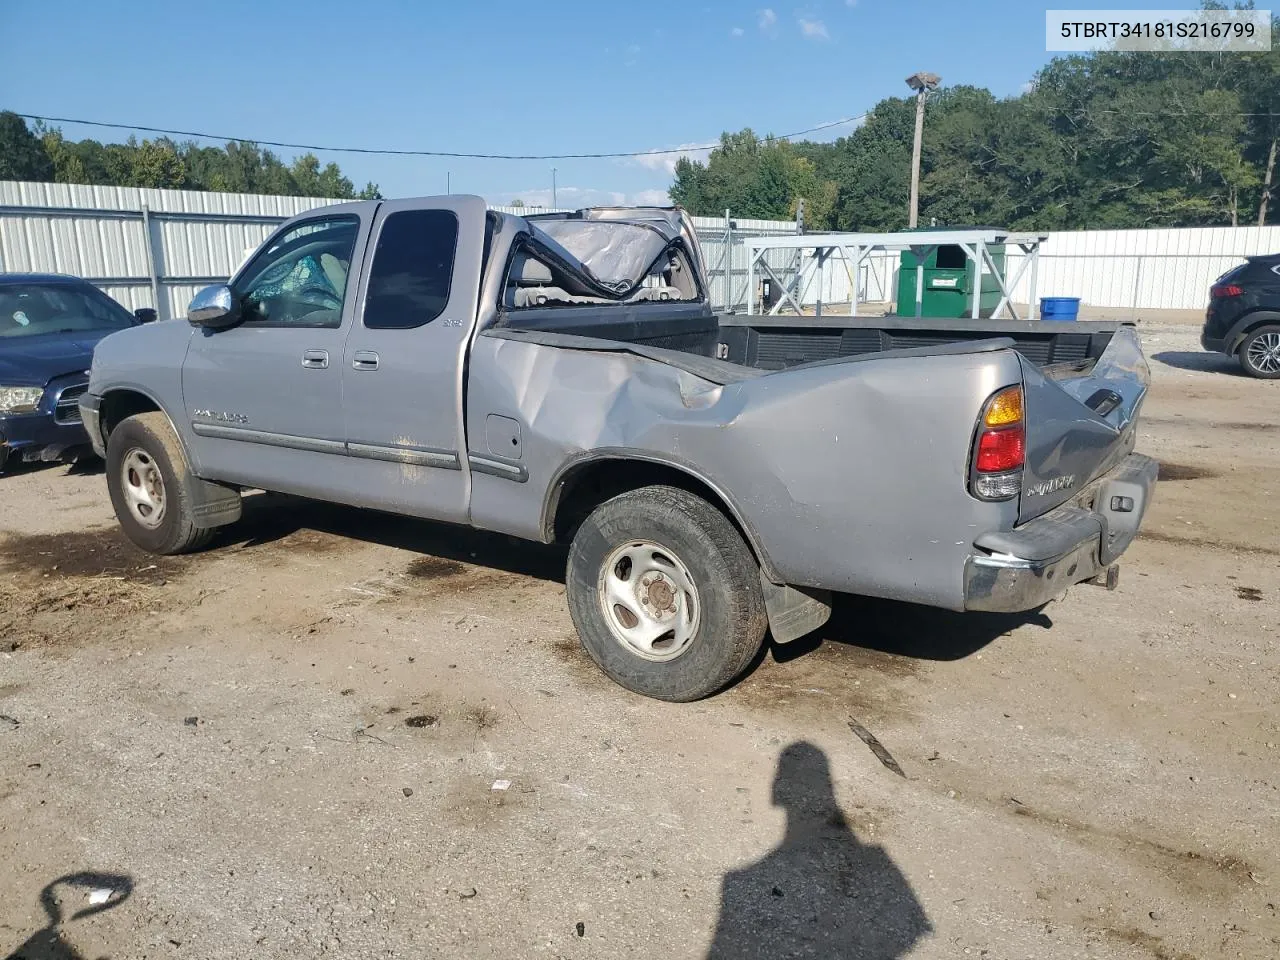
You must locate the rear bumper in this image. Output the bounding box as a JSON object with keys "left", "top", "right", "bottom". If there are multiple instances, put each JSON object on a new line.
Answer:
{"left": 963, "top": 453, "right": 1158, "bottom": 613}
{"left": 1200, "top": 329, "right": 1227, "bottom": 353}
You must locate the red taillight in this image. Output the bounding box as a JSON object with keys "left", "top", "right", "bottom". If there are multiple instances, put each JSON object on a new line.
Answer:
{"left": 975, "top": 426, "right": 1025, "bottom": 473}
{"left": 972, "top": 385, "right": 1025, "bottom": 500}
{"left": 1211, "top": 283, "right": 1243, "bottom": 298}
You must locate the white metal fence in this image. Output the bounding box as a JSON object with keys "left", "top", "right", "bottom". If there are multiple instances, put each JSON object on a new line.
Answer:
{"left": 760, "top": 226, "right": 1280, "bottom": 314}
{"left": 3, "top": 180, "right": 1280, "bottom": 318}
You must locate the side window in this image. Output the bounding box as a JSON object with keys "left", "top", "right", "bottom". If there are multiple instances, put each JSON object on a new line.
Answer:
{"left": 237, "top": 216, "right": 359, "bottom": 328}
{"left": 363, "top": 210, "right": 459, "bottom": 329}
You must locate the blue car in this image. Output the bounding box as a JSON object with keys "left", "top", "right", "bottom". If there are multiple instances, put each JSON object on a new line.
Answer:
{"left": 0, "top": 273, "right": 155, "bottom": 471}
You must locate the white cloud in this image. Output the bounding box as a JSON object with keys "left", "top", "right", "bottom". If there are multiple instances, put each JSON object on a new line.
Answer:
{"left": 799, "top": 18, "right": 829, "bottom": 40}
{"left": 1020, "top": 79, "right": 1037, "bottom": 95}
{"left": 631, "top": 188, "right": 673, "bottom": 206}
{"left": 631, "top": 142, "right": 714, "bottom": 175}
{"left": 757, "top": 8, "right": 777, "bottom": 31}
{"left": 492, "top": 186, "right": 673, "bottom": 210}
{"left": 730, "top": 26, "right": 745, "bottom": 37}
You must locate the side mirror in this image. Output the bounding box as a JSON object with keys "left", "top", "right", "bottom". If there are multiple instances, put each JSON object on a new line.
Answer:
{"left": 187, "top": 285, "right": 240, "bottom": 330}
{"left": 134, "top": 307, "right": 158, "bottom": 324}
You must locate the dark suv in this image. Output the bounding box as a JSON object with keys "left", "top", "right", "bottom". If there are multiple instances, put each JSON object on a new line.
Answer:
{"left": 1201, "top": 253, "right": 1280, "bottom": 378}
{"left": 0, "top": 273, "right": 153, "bottom": 471}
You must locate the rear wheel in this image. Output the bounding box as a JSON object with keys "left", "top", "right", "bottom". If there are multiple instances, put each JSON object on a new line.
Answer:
{"left": 566, "top": 485, "right": 767, "bottom": 702}
{"left": 105, "top": 412, "right": 215, "bottom": 555}
{"left": 1238, "top": 325, "right": 1280, "bottom": 379}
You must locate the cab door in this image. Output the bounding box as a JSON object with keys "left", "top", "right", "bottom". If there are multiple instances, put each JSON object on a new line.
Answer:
{"left": 340, "top": 195, "right": 488, "bottom": 523}
{"left": 181, "top": 211, "right": 369, "bottom": 496}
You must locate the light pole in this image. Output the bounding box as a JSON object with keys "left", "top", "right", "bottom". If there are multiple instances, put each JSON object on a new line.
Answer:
{"left": 905, "top": 71, "right": 940, "bottom": 229}
{"left": 552, "top": 167, "right": 558, "bottom": 209}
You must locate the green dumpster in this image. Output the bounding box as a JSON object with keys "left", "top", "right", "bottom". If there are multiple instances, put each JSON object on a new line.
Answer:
{"left": 897, "top": 241, "right": 1006, "bottom": 318}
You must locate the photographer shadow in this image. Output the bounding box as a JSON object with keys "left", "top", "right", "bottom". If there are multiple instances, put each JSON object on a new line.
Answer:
{"left": 4, "top": 872, "right": 132, "bottom": 960}
{"left": 707, "top": 742, "right": 931, "bottom": 959}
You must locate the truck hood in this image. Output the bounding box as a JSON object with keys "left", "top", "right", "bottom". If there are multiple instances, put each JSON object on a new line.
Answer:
{"left": 0, "top": 331, "right": 104, "bottom": 386}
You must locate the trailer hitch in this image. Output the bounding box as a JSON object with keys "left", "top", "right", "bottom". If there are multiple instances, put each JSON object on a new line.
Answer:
{"left": 1089, "top": 564, "right": 1120, "bottom": 591}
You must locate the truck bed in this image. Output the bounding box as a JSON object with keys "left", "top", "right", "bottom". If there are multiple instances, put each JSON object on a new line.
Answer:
{"left": 714, "top": 314, "right": 1131, "bottom": 370}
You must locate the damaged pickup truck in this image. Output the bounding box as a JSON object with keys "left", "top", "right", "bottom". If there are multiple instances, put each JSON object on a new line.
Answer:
{"left": 81, "top": 196, "right": 1156, "bottom": 701}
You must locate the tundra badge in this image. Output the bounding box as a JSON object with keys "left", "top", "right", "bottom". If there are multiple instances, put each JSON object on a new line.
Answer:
{"left": 1027, "top": 475, "right": 1076, "bottom": 496}
{"left": 192, "top": 409, "right": 250, "bottom": 424}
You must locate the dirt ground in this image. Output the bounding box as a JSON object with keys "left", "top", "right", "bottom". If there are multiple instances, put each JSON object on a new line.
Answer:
{"left": 1, "top": 321, "right": 1277, "bottom": 960}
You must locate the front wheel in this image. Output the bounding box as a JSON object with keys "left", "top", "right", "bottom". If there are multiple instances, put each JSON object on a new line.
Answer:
{"left": 566, "top": 485, "right": 768, "bottom": 702}
{"left": 1238, "top": 325, "right": 1280, "bottom": 379}
{"left": 105, "top": 412, "right": 216, "bottom": 555}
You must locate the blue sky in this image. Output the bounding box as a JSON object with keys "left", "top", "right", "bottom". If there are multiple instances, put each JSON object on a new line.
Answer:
{"left": 2, "top": 0, "right": 1177, "bottom": 206}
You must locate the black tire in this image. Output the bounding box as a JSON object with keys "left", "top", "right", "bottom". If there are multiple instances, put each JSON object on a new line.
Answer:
{"left": 1237, "top": 325, "right": 1280, "bottom": 379}
{"left": 105, "top": 411, "right": 216, "bottom": 555}
{"left": 566, "top": 485, "right": 768, "bottom": 702}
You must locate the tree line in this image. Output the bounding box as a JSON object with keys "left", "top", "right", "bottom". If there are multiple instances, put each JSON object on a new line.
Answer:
{"left": 671, "top": 26, "right": 1280, "bottom": 231}
{"left": 0, "top": 112, "right": 381, "bottom": 200}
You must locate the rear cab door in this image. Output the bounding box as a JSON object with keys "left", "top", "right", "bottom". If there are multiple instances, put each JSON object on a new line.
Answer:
{"left": 340, "top": 195, "right": 488, "bottom": 523}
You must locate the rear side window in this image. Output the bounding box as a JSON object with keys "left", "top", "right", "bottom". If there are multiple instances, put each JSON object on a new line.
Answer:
{"left": 363, "top": 209, "right": 459, "bottom": 329}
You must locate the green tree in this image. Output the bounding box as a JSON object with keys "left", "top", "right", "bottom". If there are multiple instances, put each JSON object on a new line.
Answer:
{"left": 11, "top": 116, "right": 380, "bottom": 200}
{"left": 288, "top": 154, "right": 358, "bottom": 198}
{"left": 0, "top": 111, "right": 53, "bottom": 181}
{"left": 669, "top": 129, "right": 839, "bottom": 226}
{"left": 669, "top": 6, "right": 1279, "bottom": 231}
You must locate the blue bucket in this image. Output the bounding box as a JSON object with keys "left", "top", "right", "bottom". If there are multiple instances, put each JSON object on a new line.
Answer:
{"left": 1040, "top": 296, "right": 1081, "bottom": 321}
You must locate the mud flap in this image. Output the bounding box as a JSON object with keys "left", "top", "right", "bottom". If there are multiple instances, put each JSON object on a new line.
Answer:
{"left": 760, "top": 573, "right": 832, "bottom": 644}
{"left": 190, "top": 478, "right": 243, "bottom": 529}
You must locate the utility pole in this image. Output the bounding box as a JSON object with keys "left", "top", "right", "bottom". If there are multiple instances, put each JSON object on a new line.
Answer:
{"left": 905, "top": 71, "right": 940, "bottom": 228}
{"left": 447, "top": 171, "right": 451, "bottom": 195}
{"left": 552, "top": 167, "right": 558, "bottom": 209}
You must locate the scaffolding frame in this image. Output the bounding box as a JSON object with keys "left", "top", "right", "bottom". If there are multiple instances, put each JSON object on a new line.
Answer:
{"left": 744, "top": 229, "right": 1050, "bottom": 321}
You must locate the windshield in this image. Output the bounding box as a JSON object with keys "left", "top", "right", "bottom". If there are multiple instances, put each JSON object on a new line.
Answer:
{"left": 0, "top": 284, "right": 136, "bottom": 340}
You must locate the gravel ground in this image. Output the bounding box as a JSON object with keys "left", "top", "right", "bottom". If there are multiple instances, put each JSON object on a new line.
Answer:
{"left": 1, "top": 323, "right": 1277, "bottom": 960}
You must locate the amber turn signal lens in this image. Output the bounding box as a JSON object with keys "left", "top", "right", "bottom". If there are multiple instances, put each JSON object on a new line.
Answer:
{"left": 983, "top": 385, "right": 1023, "bottom": 427}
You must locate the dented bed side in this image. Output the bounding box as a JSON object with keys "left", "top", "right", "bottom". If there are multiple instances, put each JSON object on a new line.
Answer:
{"left": 463, "top": 330, "right": 1026, "bottom": 611}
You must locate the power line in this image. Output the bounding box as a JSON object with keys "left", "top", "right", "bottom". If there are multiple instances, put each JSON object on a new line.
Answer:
{"left": 15, "top": 113, "right": 866, "bottom": 161}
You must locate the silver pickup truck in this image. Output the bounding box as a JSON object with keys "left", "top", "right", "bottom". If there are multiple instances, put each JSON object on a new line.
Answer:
{"left": 81, "top": 196, "right": 1156, "bottom": 701}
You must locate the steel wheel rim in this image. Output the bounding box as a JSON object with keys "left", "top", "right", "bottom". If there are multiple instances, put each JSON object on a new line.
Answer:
{"left": 597, "top": 540, "right": 701, "bottom": 662}
{"left": 120, "top": 447, "right": 167, "bottom": 529}
{"left": 1247, "top": 332, "right": 1280, "bottom": 373}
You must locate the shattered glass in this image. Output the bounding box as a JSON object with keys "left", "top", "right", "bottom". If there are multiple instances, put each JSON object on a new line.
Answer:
{"left": 249, "top": 254, "right": 342, "bottom": 312}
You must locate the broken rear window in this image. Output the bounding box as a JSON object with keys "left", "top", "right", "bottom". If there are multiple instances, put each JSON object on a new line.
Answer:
{"left": 532, "top": 220, "right": 671, "bottom": 291}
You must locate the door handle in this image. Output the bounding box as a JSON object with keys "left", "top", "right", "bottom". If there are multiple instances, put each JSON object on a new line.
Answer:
{"left": 352, "top": 351, "right": 380, "bottom": 371}
{"left": 301, "top": 349, "right": 329, "bottom": 369}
